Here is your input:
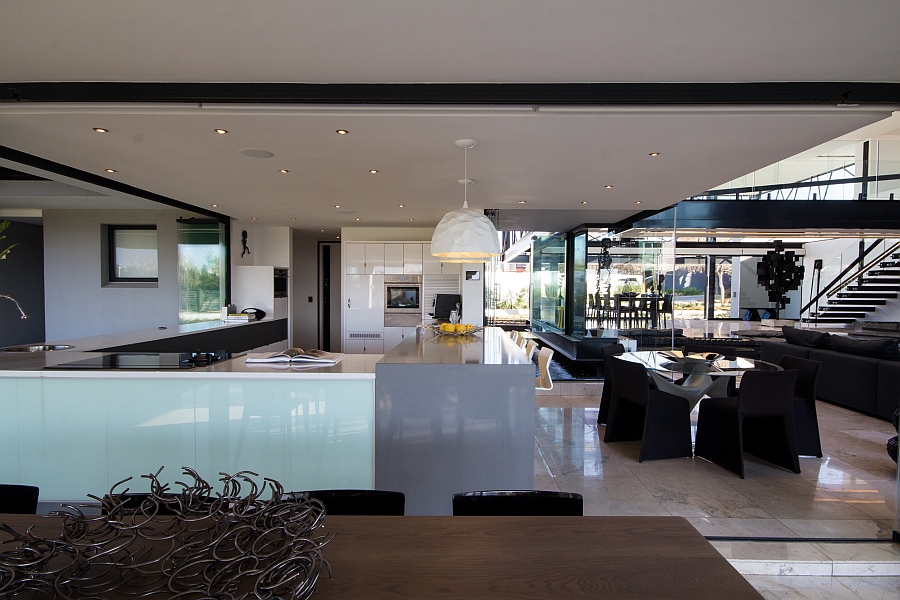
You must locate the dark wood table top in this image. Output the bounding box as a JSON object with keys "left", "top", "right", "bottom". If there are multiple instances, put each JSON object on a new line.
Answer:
{"left": 0, "top": 514, "right": 763, "bottom": 599}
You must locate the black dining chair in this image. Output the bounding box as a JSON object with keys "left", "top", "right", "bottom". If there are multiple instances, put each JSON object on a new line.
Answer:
{"left": 658, "top": 294, "right": 674, "bottom": 329}
{"left": 597, "top": 343, "right": 626, "bottom": 426}
{"left": 0, "top": 484, "right": 39, "bottom": 514}
{"left": 694, "top": 369, "right": 800, "bottom": 478}
{"left": 602, "top": 357, "right": 693, "bottom": 462}
{"left": 285, "top": 489, "right": 406, "bottom": 515}
{"left": 779, "top": 355, "right": 823, "bottom": 457}
{"left": 451, "top": 490, "right": 583, "bottom": 516}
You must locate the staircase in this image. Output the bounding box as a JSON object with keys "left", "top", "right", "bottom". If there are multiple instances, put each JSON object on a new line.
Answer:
{"left": 803, "top": 254, "right": 900, "bottom": 324}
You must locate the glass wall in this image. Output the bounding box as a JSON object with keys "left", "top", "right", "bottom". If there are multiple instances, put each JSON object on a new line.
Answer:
{"left": 178, "top": 220, "right": 226, "bottom": 324}
{"left": 531, "top": 233, "right": 566, "bottom": 332}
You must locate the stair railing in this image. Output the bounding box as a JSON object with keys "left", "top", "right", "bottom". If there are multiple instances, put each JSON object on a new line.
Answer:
{"left": 800, "top": 239, "right": 900, "bottom": 319}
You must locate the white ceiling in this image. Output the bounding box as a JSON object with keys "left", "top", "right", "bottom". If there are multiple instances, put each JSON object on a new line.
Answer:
{"left": 2, "top": 1, "right": 899, "bottom": 83}
{"left": 0, "top": 104, "right": 892, "bottom": 232}
{"left": 1, "top": 2, "right": 898, "bottom": 233}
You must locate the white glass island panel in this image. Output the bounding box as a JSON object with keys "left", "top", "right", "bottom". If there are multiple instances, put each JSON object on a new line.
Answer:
{"left": 0, "top": 368, "right": 375, "bottom": 503}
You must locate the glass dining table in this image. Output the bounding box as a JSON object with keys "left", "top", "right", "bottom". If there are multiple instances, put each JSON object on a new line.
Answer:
{"left": 618, "top": 350, "right": 781, "bottom": 408}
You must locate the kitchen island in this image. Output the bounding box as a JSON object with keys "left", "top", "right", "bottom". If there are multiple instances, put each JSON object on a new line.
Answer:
{"left": 375, "top": 326, "right": 535, "bottom": 515}
{"left": 0, "top": 341, "right": 377, "bottom": 507}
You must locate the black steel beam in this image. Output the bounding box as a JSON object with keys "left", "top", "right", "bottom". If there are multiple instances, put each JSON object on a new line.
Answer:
{"left": 1, "top": 82, "right": 898, "bottom": 105}
{"left": 627, "top": 200, "right": 900, "bottom": 231}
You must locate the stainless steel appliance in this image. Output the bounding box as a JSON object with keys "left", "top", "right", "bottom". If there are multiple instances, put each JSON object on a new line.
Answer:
{"left": 384, "top": 275, "right": 422, "bottom": 327}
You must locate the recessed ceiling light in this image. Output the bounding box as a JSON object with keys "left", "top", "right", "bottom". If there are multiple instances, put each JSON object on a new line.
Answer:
{"left": 279, "top": 169, "right": 289, "bottom": 174}
{"left": 211, "top": 204, "right": 219, "bottom": 208}
{"left": 356, "top": 218, "right": 361, "bottom": 221}
{"left": 336, "top": 130, "right": 348, "bottom": 135}
{"left": 648, "top": 152, "right": 660, "bottom": 157}
{"left": 321, "top": 229, "right": 325, "bottom": 232}
{"left": 214, "top": 129, "right": 228, "bottom": 135}
{"left": 518, "top": 201, "right": 527, "bottom": 204}
{"left": 635, "top": 201, "right": 642, "bottom": 204}
{"left": 409, "top": 218, "right": 415, "bottom": 221}
{"left": 398, "top": 204, "right": 405, "bottom": 208}
{"left": 581, "top": 201, "right": 588, "bottom": 205}
{"left": 93, "top": 127, "right": 108, "bottom": 133}
{"left": 291, "top": 218, "right": 296, "bottom": 221}
{"left": 334, "top": 205, "right": 341, "bottom": 208}
{"left": 369, "top": 170, "right": 379, "bottom": 174}
{"left": 604, "top": 185, "right": 614, "bottom": 189}
{"left": 251, "top": 217, "right": 257, "bottom": 220}
{"left": 336, "top": 236, "right": 340, "bottom": 239}
{"left": 105, "top": 169, "right": 116, "bottom": 173}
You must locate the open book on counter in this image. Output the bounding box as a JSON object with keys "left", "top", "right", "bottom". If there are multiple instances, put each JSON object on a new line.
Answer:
{"left": 244, "top": 348, "right": 344, "bottom": 364}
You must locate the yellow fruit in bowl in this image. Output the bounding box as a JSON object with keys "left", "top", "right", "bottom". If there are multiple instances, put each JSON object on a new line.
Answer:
{"left": 455, "top": 324, "right": 466, "bottom": 332}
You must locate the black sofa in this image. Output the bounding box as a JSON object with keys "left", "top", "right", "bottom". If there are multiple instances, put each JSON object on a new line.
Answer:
{"left": 758, "top": 334, "right": 900, "bottom": 421}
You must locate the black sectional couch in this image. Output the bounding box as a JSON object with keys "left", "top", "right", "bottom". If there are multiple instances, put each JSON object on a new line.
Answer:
{"left": 758, "top": 329, "right": 900, "bottom": 421}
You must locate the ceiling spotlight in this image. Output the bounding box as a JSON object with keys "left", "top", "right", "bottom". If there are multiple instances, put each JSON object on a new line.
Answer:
{"left": 409, "top": 218, "right": 415, "bottom": 221}
{"left": 93, "top": 127, "right": 108, "bottom": 133}
{"left": 604, "top": 185, "right": 614, "bottom": 189}
{"left": 369, "top": 170, "right": 379, "bottom": 174}
{"left": 334, "top": 205, "right": 341, "bottom": 208}
{"left": 105, "top": 169, "right": 116, "bottom": 173}
{"left": 356, "top": 218, "right": 361, "bottom": 221}
{"left": 518, "top": 201, "right": 527, "bottom": 204}
{"left": 211, "top": 204, "right": 219, "bottom": 208}
{"left": 251, "top": 217, "right": 257, "bottom": 220}
{"left": 321, "top": 229, "right": 325, "bottom": 232}
{"left": 291, "top": 218, "right": 297, "bottom": 221}
{"left": 336, "top": 130, "right": 348, "bottom": 135}
{"left": 279, "top": 169, "right": 289, "bottom": 173}
{"left": 214, "top": 129, "right": 228, "bottom": 135}
{"left": 398, "top": 204, "right": 405, "bottom": 208}
{"left": 648, "top": 152, "right": 660, "bottom": 157}
{"left": 635, "top": 201, "right": 642, "bottom": 204}
{"left": 337, "top": 236, "right": 340, "bottom": 239}
{"left": 581, "top": 201, "right": 588, "bottom": 205}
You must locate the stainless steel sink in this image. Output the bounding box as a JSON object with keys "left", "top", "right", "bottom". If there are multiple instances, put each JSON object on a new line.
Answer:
{"left": 0, "top": 344, "right": 74, "bottom": 352}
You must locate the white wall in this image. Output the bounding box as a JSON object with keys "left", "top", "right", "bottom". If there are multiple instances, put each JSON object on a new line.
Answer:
{"left": 231, "top": 225, "right": 290, "bottom": 267}
{"left": 461, "top": 263, "right": 485, "bottom": 326}
{"left": 43, "top": 209, "right": 188, "bottom": 341}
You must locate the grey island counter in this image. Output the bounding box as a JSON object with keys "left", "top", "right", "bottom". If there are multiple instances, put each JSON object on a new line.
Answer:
{"left": 375, "top": 326, "right": 536, "bottom": 515}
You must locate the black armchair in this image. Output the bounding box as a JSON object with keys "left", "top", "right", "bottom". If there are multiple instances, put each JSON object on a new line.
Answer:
{"left": 602, "top": 357, "right": 693, "bottom": 462}
{"left": 694, "top": 369, "right": 800, "bottom": 478}
{"left": 597, "top": 343, "right": 626, "bottom": 425}
{"left": 779, "top": 355, "right": 823, "bottom": 457}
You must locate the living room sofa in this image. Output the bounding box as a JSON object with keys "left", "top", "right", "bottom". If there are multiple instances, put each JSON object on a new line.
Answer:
{"left": 759, "top": 333, "right": 899, "bottom": 421}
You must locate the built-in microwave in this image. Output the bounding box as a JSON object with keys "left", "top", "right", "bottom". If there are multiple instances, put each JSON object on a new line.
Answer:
{"left": 384, "top": 275, "right": 422, "bottom": 327}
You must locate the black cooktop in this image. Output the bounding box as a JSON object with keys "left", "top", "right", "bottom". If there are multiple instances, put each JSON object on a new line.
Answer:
{"left": 46, "top": 351, "right": 230, "bottom": 370}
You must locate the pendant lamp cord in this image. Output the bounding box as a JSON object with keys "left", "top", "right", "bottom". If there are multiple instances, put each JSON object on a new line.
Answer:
{"left": 463, "top": 145, "right": 469, "bottom": 209}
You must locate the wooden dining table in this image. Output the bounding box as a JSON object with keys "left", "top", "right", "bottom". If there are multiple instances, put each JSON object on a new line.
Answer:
{"left": 1, "top": 513, "right": 764, "bottom": 599}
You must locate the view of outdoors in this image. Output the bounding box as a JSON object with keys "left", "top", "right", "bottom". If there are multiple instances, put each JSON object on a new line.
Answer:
{"left": 178, "top": 220, "right": 226, "bottom": 324}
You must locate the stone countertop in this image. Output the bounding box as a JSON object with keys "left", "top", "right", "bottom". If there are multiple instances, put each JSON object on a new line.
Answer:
{"left": 0, "top": 319, "right": 290, "bottom": 374}
{"left": 379, "top": 326, "right": 533, "bottom": 366}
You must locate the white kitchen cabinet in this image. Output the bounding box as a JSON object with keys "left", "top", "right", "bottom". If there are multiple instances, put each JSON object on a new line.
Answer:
{"left": 383, "top": 326, "right": 419, "bottom": 353}
{"left": 344, "top": 338, "right": 384, "bottom": 354}
{"left": 384, "top": 244, "right": 404, "bottom": 274}
{"left": 365, "top": 244, "right": 385, "bottom": 274}
{"left": 345, "top": 243, "right": 366, "bottom": 275}
{"left": 422, "top": 243, "right": 441, "bottom": 274}
{"left": 344, "top": 275, "right": 384, "bottom": 332}
{"left": 403, "top": 244, "right": 423, "bottom": 274}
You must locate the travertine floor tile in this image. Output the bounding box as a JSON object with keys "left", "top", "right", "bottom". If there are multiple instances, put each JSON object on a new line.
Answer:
{"left": 834, "top": 576, "right": 900, "bottom": 599}
{"left": 744, "top": 575, "right": 863, "bottom": 599}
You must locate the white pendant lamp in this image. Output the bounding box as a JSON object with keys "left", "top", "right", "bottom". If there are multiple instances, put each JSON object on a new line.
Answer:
{"left": 430, "top": 139, "right": 501, "bottom": 262}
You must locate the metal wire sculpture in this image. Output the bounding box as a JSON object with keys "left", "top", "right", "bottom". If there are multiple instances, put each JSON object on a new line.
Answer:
{"left": 0, "top": 467, "right": 332, "bottom": 599}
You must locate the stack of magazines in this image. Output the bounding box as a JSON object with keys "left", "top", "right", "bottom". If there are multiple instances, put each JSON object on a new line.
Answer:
{"left": 244, "top": 348, "right": 344, "bottom": 364}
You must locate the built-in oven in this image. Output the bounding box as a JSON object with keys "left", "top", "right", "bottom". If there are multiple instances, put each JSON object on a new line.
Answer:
{"left": 384, "top": 275, "right": 422, "bottom": 327}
